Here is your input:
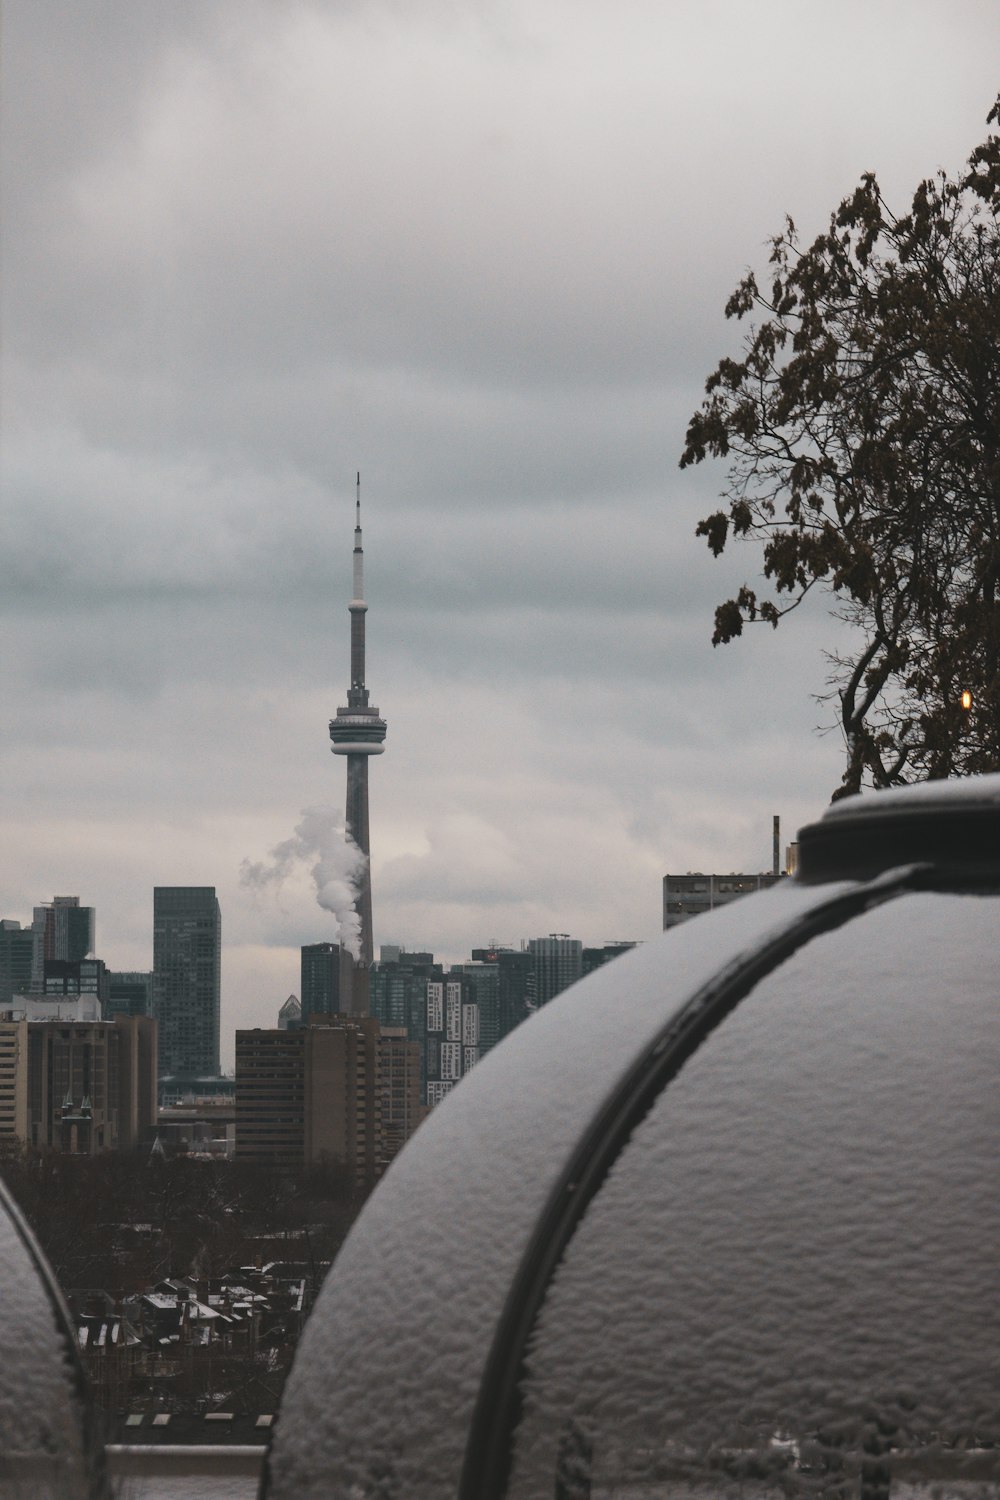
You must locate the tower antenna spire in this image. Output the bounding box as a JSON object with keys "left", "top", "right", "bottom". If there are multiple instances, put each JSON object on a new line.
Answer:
{"left": 330, "top": 473, "right": 387, "bottom": 1012}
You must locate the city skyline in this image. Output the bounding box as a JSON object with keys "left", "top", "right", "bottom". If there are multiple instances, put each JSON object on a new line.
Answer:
{"left": 1, "top": 880, "right": 647, "bottom": 1075}
{"left": 4, "top": 3, "right": 1000, "bottom": 1068}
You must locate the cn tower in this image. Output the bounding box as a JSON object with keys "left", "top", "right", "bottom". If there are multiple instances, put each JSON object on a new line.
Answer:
{"left": 329, "top": 473, "right": 386, "bottom": 1013}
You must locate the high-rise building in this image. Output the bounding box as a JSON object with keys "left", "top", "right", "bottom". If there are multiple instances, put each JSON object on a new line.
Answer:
{"left": 425, "top": 976, "right": 480, "bottom": 1108}
{"left": 30, "top": 897, "right": 95, "bottom": 987}
{"left": 234, "top": 1028, "right": 307, "bottom": 1170}
{"left": 450, "top": 962, "right": 500, "bottom": 1056}
{"left": 300, "top": 942, "right": 341, "bottom": 1018}
{"left": 663, "top": 820, "right": 791, "bottom": 928}
{"left": 8, "top": 994, "right": 102, "bottom": 1023}
{"left": 662, "top": 873, "right": 782, "bottom": 928}
{"left": 0, "top": 921, "right": 34, "bottom": 1007}
{"left": 472, "top": 946, "right": 535, "bottom": 1044}
{"left": 115, "top": 1017, "right": 158, "bottom": 1148}
{"left": 328, "top": 476, "right": 387, "bottom": 1014}
{"left": 152, "top": 887, "right": 221, "bottom": 1079}
{"left": 18, "top": 1015, "right": 156, "bottom": 1153}
{"left": 370, "top": 948, "right": 441, "bottom": 1100}
{"left": 43, "top": 957, "right": 110, "bottom": 1010}
{"left": 582, "top": 941, "right": 638, "bottom": 975}
{"left": 235, "top": 1015, "right": 382, "bottom": 1181}
{"left": 278, "top": 994, "right": 302, "bottom": 1030}
{"left": 527, "top": 935, "right": 583, "bottom": 1008}
{"left": 107, "top": 971, "right": 153, "bottom": 1019}
{"left": 0, "top": 1016, "right": 28, "bottom": 1143}
{"left": 379, "top": 1026, "right": 424, "bottom": 1163}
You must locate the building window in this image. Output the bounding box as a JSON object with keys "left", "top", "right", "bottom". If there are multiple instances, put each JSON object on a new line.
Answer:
{"left": 440, "top": 1042, "right": 462, "bottom": 1081}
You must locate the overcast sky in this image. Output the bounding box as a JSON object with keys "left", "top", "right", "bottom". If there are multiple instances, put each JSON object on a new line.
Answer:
{"left": 3, "top": 1, "right": 998, "bottom": 1067}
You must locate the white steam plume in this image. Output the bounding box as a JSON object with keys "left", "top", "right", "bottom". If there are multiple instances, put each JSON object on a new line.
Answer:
{"left": 240, "top": 805, "right": 366, "bottom": 958}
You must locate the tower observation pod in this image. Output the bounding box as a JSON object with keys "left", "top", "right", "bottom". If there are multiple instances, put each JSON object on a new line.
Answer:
{"left": 329, "top": 474, "right": 386, "bottom": 1011}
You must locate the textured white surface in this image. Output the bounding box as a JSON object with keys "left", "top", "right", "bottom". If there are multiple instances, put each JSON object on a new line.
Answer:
{"left": 104, "top": 1476, "right": 256, "bottom": 1500}
{"left": 821, "top": 769, "right": 1000, "bottom": 818}
{"left": 268, "top": 878, "right": 852, "bottom": 1498}
{"left": 508, "top": 892, "right": 1000, "bottom": 1498}
{"left": 0, "top": 1192, "right": 91, "bottom": 1497}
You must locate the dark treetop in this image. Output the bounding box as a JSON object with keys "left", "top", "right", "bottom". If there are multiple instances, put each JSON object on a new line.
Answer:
{"left": 681, "top": 100, "right": 1000, "bottom": 797}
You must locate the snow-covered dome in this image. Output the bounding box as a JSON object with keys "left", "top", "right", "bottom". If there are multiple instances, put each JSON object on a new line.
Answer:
{"left": 267, "top": 774, "right": 1000, "bottom": 1500}
{"left": 0, "top": 1178, "right": 101, "bottom": 1496}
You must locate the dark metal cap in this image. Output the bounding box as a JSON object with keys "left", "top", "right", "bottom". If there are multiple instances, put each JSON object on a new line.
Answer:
{"left": 796, "top": 775, "right": 1000, "bottom": 884}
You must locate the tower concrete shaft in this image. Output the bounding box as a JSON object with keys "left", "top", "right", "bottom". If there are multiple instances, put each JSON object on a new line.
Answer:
{"left": 329, "top": 475, "right": 386, "bottom": 1013}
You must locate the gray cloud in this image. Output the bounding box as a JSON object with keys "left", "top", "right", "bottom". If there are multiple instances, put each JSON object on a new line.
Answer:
{"left": 3, "top": 0, "right": 998, "bottom": 1064}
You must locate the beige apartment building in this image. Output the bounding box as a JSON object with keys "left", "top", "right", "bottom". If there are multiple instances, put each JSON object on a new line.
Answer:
{"left": 0, "top": 1017, "right": 29, "bottom": 1144}
{"left": 0, "top": 1011, "right": 156, "bottom": 1153}
{"left": 379, "top": 1026, "right": 424, "bottom": 1164}
{"left": 235, "top": 1015, "right": 421, "bottom": 1181}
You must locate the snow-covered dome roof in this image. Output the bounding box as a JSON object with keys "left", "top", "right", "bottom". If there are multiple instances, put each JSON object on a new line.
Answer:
{"left": 267, "top": 774, "right": 1000, "bottom": 1500}
{"left": 0, "top": 1178, "right": 101, "bottom": 1496}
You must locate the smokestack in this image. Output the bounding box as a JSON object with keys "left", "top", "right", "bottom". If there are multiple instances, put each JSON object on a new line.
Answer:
{"left": 772, "top": 815, "right": 780, "bottom": 876}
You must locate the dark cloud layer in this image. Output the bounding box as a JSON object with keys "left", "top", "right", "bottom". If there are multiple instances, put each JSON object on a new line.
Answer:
{"left": 3, "top": 0, "right": 998, "bottom": 1062}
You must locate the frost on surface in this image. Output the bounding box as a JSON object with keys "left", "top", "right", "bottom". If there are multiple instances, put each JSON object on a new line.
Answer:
{"left": 267, "top": 879, "right": 846, "bottom": 1499}
{"left": 0, "top": 1188, "right": 92, "bottom": 1498}
{"left": 822, "top": 769, "right": 1000, "bottom": 819}
{"left": 506, "top": 892, "right": 999, "bottom": 1500}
